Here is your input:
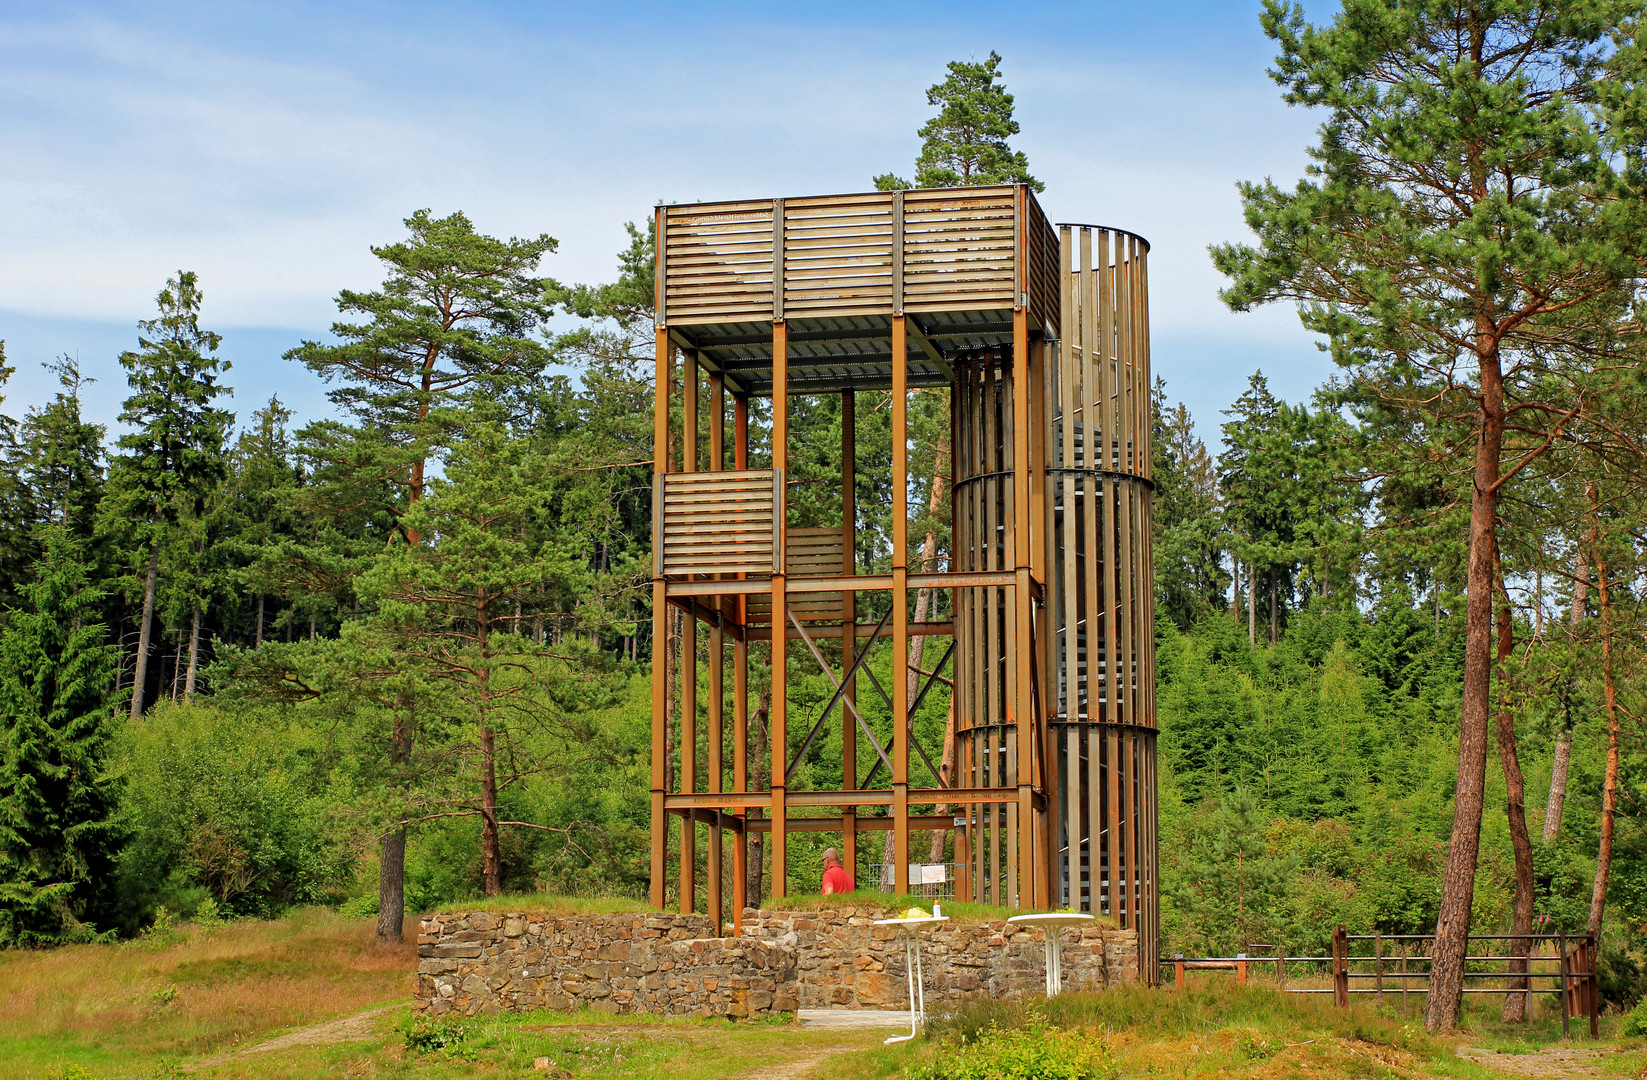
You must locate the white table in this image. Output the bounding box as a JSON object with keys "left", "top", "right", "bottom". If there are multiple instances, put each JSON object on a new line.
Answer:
{"left": 1006, "top": 912, "right": 1096, "bottom": 997}
{"left": 871, "top": 915, "right": 948, "bottom": 1043}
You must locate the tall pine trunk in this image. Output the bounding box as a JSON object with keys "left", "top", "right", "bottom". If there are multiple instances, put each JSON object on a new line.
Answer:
{"left": 929, "top": 697, "right": 957, "bottom": 863}
{"left": 1588, "top": 505, "right": 1620, "bottom": 939}
{"left": 1544, "top": 550, "right": 1586, "bottom": 841}
{"left": 183, "top": 603, "right": 202, "bottom": 699}
{"left": 377, "top": 698, "right": 414, "bottom": 945}
{"left": 745, "top": 690, "right": 770, "bottom": 909}
{"left": 1495, "top": 553, "right": 1535, "bottom": 1023}
{"left": 1247, "top": 560, "right": 1257, "bottom": 645}
{"left": 477, "top": 616, "right": 502, "bottom": 897}
{"left": 1425, "top": 336, "right": 1505, "bottom": 1033}
{"left": 129, "top": 535, "right": 160, "bottom": 720}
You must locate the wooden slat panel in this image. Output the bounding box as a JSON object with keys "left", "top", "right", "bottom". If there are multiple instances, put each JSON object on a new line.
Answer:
{"left": 659, "top": 470, "right": 777, "bottom": 577}
{"left": 783, "top": 197, "right": 895, "bottom": 315}
{"left": 745, "top": 527, "right": 844, "bottom": 623}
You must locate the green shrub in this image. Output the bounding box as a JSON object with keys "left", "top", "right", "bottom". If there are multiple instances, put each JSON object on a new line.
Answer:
{"left": 338, "top": 893, "right": 380, "bottom": 918}
{"left": 1620, "top": 998, "right": 1647, "bottom": 1038}
{"left": 113, "top": 702, "right": 355, "bottom": 927}
{"left": 910, "top": 1008, "right": 1116, "bottom": 1080}
{"left": 403, "top": 1014, "right": 470, "bottom": 1054}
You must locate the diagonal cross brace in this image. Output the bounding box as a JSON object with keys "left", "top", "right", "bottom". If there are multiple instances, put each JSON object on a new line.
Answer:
{"left": 860, "top": 640, "right": 955, "bottom": 790}
{"left": 784, "top": 608, "right": 895, "bottom": 784}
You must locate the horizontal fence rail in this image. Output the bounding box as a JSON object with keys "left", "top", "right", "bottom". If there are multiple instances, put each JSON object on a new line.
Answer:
{"left": 1160, "top": 926, "right": 1599, "bottom": 1039}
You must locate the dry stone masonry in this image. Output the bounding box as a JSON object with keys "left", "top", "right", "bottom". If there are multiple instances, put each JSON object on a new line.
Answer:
{"left": 739, "top": 907, "right": 1138, "bottom": 1009}
{"left": 416, "top": 912, "right": 797, "bottom": 1019}
{"left": 414, "top": 907, "right": 1140, "bottom": 1018}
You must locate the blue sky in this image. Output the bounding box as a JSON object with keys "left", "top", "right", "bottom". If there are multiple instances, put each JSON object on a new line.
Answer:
{"left": 0, "top": 1, "right": 1335, "bottom": 445}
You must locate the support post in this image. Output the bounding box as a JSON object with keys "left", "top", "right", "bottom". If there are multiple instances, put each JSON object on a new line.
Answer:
{"left": 1558, "top": 928, "right": 1570, "bottom": 1040}
{"left": 1012, "top": 299, "right": 1034, "bottom": 910}
{"left": 1375, "top": 931, "right": 1383, "bottom": 1005}
{"left": 891, "top": 314, "right": 910, "bottom": 896}
{"left": 1333, "top": 925, "right": 1349, "bottom": 1008}
{"left": 841, "top": 390, "right": 858, "bottom": 879}
{"left": 707, "top": 371, "right": 724, "bottom": 931}
{"left": 770, "top": 320, "right": 789, "bottom": 901}
{"left": 680, "top": 351, "right": 698, "bottom": 913}
{"left": 650, "top": 325, "right": 671, "bottom": 910}
{"left": 732, "top": 393, "right": 750, "bottom": 932}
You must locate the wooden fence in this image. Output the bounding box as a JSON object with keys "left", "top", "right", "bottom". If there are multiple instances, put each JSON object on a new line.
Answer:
{"left": 1161, "top": 926, "right": 1601, "bottom": 1039}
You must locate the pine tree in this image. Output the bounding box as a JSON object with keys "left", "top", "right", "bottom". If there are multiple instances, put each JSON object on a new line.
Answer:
{"left": 285, "top": 210, "right": 558, "bottom": 941}
{"left": 287, "top": 209, "right": 558, "bottom": 543}
{"left": 361, "top": 415, "right": 590, "bottom": 896}
{"left": 874, "top": 51, "right": 1041, "bottom": 191}
{"left": 1212, "top": 1, "right": 1647, "bottom": 1029}
{"left": 0, "top": 527, "right": 121, "bottom": 945}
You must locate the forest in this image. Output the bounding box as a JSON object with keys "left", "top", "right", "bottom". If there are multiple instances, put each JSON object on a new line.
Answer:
{"left": 3, "top": 6, "right": 1647, "bottom": 1039}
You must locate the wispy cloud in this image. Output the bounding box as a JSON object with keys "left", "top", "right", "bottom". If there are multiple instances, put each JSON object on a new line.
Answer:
{"left": 0, "top": 1, "right": 1334, "bottom": 438}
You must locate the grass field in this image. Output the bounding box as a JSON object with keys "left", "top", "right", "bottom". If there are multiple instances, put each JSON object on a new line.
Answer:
{"left": 1, "top": 907, "right": 1640, "bottom": 1079}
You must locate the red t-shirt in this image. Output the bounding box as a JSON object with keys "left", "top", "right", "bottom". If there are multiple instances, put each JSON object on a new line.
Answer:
{"left": 821, "top": 864, "right": 854, "bottom": 894}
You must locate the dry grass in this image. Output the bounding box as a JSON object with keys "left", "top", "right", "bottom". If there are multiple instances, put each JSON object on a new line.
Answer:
{"left": 0, "top": 907, "right": 413, "bottom": 1074}
{"left": 429, "top": 892, "right": 650, "bottom": 917}
{"left": 760, "top": 892, "right": 1114, "bottom": 926}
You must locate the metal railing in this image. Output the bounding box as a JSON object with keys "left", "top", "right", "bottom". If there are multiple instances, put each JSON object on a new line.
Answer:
{"left": 1159, "top": 926, "right": 1601, "bottom": 1039}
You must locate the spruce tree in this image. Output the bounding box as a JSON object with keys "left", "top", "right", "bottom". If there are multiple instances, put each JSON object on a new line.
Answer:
{"left": 0, "top": 527, "right": 121, "bottom": 945}
{"left": 875, "top": 51, "right": 1041, "bottom": 191}
{"left": 104, "top": 272, "right": 233, "bottom": 720}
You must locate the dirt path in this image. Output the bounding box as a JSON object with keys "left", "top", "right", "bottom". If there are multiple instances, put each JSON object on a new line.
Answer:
{"left": 186, "top": 1004, "right": 399, "bottom": 1070}
{"left": 1457, "top": 1044, "right": 1629, "bottom": 1078}
{"left": 728, "top": 1045, "right": 860, "bottom": 1080}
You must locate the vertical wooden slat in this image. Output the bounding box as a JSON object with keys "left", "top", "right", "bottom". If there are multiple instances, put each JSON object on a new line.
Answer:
{"left": 1098, "top": 232, "right": 1119, "bottom": 733}
{"left": 1058, "top": 240, "right": 1080, "bottom": 906}
{"left": 769, "top": 321, "right": 788, "bottom": 901}
{"left": 892, "top": 193, "right": 905, "bottom": 315}
{"left": 772, "top": 199, "right": 785, "bottom": 322}
{"left": 892, "top": 314, "right": 911, "bottom": 896}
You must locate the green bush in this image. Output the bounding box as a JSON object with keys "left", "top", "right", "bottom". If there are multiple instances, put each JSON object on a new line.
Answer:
{"left": 1620, "top": 998, "right": 1647, "bottom": 1038}
{"left": 910, "top": 1011, "right": 1116, "bottom": 1080}
{"left": 403, "top": 1014, "right": 470, "bottom": 1054}
{"left": 113, "top": 702, "right": 355, "bottom": 927}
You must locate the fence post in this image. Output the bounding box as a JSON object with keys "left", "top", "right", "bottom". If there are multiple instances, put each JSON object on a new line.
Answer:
{"left": 1276, "top": 948, "right": 1285, "bottom": 989}
{"left": 1586, "top": 935, "right": 1600, "bottom": 1039}
{"left": 1557, "top": 929, "right": 1570, "bottom": 1041}
{"left": 1374, "top": 932, "right": 1382, "bottom": 1005}
{"left": 1333, "top": 925, "right": 1349, "bottom": 1008}
{"left": 1174, "top": 953, "right": 1185, "bottom": 991}
{"left": 1237, "top": 952, "right": 1247, "bottom": 986}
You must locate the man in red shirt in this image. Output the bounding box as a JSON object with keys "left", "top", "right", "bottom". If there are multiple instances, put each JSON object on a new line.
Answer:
{"left": 820, "top": 848, "right": 854, "bottom": 894}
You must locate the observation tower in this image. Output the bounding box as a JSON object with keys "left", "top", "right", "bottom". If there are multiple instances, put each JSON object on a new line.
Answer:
{"left": 649, "top": 184, "right": 1157, "bottom": 975}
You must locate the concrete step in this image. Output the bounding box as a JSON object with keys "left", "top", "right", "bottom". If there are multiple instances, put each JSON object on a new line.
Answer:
{"left": 799, "top": 1008, "right": 916, "bottom": 1030}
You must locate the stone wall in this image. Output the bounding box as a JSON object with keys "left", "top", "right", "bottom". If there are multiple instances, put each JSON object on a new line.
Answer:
{"left": 739, "top": 907, "right": 1139, "bottom": 1009}
{"left": 415, "top": 911, "right": 798, "bottom": 1019}
{"left": 414, "top": 908, "right": 1141, "bottom": 1019}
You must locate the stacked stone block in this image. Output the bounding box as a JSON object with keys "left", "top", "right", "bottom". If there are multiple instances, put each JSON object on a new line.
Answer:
{"left": 415, "top": 912, "right": 798, "bottom": 1019}
{"left": 738, "top": 908, "right": 1139, "bottom": 1009}
{"left": 414, "top": 908, "right": 1140, "bottom": 1019}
